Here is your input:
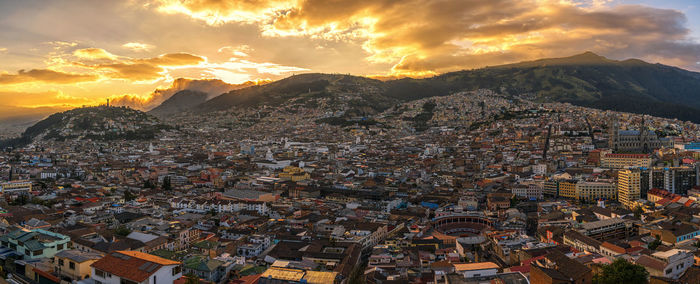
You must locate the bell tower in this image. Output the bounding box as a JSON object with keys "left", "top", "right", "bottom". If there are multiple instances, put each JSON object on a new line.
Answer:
{"left": 609, "top": 117, "right": 619, "bottom": 151}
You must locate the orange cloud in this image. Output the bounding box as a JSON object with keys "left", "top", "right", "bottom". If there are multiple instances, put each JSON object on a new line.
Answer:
{"left": 122, "top": 42, "right": 155, "bottom": 52}
{"left": 139, "top": 52, "right": 205, "bottom": 66}
{"left": 147, "top": 0, "right": 700, "bottom": 75}
{"left": 0, "top": 69, "right": 98, "bottom": 85}
{"left": 69, "top": 52, "right": 206, "bottom": 81}
{"left": 109, "top": 78, "right": 265, "bottom": 110}
{"left": 153, "top": 0, "right": 296, "bottom": 25}
{"left": 73, "top": 48, "right": 117, "bottom": 60}
{"left": 0, "top": 90, "right": 92, "bottom": 107}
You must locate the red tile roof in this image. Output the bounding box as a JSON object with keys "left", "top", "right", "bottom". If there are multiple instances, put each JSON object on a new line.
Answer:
{"left": 635, "top": 255, "right": 666, "bottom": 272}
{"left": 508, "top": 265, "right": 530, "bottom": 273}
{"left": 91, "top": 251, "right": 180, "bottom": 282}
{"left": 601, "top": 242, "right": 626, "bottom": 254}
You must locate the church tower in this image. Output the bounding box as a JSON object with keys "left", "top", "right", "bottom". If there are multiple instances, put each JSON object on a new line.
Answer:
{"left": 608, "top": 117, "right": 619, "bottom": 151}
{"left": 640, "top": 116, "right": 650, "bottom": 153}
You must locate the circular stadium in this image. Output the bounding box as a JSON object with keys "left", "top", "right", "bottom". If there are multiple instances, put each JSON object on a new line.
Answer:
{"left": 431, "top": 214, "right": 495, "bottom": 237}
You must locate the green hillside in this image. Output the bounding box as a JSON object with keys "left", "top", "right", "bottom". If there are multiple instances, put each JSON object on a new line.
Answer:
{"left": 1, "top": 106, "right": 170, "bottom": 148}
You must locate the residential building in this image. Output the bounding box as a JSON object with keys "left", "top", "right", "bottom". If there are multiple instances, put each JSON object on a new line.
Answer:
{"left": 575, "top": 181, "right": 616, "bottom": 202}
{"left": 601, "top": 154, "right": 652, "bottom": 169}
{"left": 183, "top": 255, "right": 228, "bottom": 283}
{"left": 577, "top": 218, "right": 633, "bottom": 240}
{"left": 0, "top": 228, "right": 70, "bottom": 259}
{"left": 90, "top": 251, "right": 182, "bottom": 284}
{"left": 636, "top": 249, "right": 694, "bottom": 279}
{"left": 531, "top": 250, "right": 592, "bottom": 284}
{"left": 452, "top": 262, "right": 499, "bottom": 279}
{"left": 558, "top": 180, "right": 577, "bottom": 199}
{"left": 54, "top": 249, "right": 103, "bottom": 282}
{"left": 0, "top": 180, "right": 32, "bottom": 194}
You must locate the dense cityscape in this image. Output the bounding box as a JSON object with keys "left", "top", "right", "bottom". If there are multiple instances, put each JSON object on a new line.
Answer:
{"left": 0, "top": 88, "right": 699, "bottom": 284}
{"left": 5, "top": 1, "right": 700, "bottom": 284}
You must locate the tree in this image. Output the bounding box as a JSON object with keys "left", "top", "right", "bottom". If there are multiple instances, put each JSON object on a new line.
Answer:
{"left": 143, "top": 180, "right": 156, "bottom": 189}
{"left": 114, "top": 225, "right": 131, "bottom": 237}
{"left": 9, "top": 194, "right": 28, "bottom": 206}
{"left": 633, "top": 206, "right": 643, "bottom": 219}
{"left": 593, "top": 258, "right": 649, "bottom": 284}
{"left": 184, "top": 273, "right": 199, "bottom": 284}
{"left": 162, "top": 176, "right": 172, "bottom": 191}
{"left": 124, "top": 190, "right": 137, "bottom": 202}
{"left": 648, "top": 235, "right": 662, "bottom": 251}
{"left": 510, "top": 195, "right": 519, "bottom": 207}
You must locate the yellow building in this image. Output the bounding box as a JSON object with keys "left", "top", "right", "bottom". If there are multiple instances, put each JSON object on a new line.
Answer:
{"left": 601, "top": 153, "right": 652, "bottom": 169}
{"left": 278, "top": 166, "right": 310, "bottom": 182}
{"left": 0, "top": 180, "right": 32, "bottom": 194}
{"left": 618, "top": 169, "right": 641, "bottom": 208}
{"left": 261, "top": 267, "right": 339, "bottom": 284}
{"left": 54, "top": 250, "right": 103, "bottom": 281}
{"left": 559, "top": 181, "right": 577, "bottom": 199}
{"left": 575, "top": 181, "right": 617, "bottom": 202}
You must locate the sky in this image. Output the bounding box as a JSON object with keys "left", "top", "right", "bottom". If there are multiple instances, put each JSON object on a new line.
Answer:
{"left": 1, "top": 0, "right": 700, "bottom": 110}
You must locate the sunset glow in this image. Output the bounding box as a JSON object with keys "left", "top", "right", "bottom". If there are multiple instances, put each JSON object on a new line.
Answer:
{"left": 1, "top": 0, "right": 700, "bottom": 110}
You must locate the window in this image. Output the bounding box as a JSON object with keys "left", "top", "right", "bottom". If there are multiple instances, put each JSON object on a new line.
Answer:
{"left": 58, "top": 259, "right": 64, "bottom": 266}
{"left": 172, "top": 265, "right": 182, "bottom": 275}
{"left": 95, "top": 269, "right": 106, "bottom": 278}
{"left": 57, "top": 243, "right": 64, "bottom": 250}
{"left": 120, "top": 278, "right": 138, "bottom": 284}
{"left": 69, "top": 261, "right": 75, "bottom": 270}
{"left": 32, "top": 249, "right": 43, "bottom": 256}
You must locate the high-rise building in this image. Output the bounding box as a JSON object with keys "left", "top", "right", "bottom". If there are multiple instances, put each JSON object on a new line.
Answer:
{"left": 640, "top": 166, "right": 699, "bottom": 196}
{"left": 618, "top": 169, "right": 641, "bottom": 208}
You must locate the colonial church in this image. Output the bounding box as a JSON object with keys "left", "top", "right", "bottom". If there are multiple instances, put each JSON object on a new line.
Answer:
{"left": 608, "top": 117, "right": 669, "bottom": 153}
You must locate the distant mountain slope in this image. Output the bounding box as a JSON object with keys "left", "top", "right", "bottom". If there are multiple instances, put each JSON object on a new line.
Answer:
{"left": 193, "top": 73, "right": 393, "bottom": 116}
{"left": 110, "top": 78, "right": 263, "bottom": 110}
{"left": 1, "top": 106, "right": 170, "bottom": 148}
{"left": 149, "top": 52, "right": 700, "bottom": 122}
{"left": 380, "top": 52, "right": 700, "bottom": 122}
{"left": 148, "top": 90, "right": 208, "bottom": 116}
{"left": 428, "top": 52, "right": 700, "bottom": 121}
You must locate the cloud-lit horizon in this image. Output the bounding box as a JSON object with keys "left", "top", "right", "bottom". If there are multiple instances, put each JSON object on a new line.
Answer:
{"left": 1, "top": 0, "right": 700, "bottom": 110}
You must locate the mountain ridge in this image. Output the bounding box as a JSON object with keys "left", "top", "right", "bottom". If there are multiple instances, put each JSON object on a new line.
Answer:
{"left": 5, "top": 52, "right": 700, "bottom": 134}
{"left": 148, "top": 90, "right": 209, "bottom": 117}
{"left": 145, "top": 53, "right": 700, "bottom": 122}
